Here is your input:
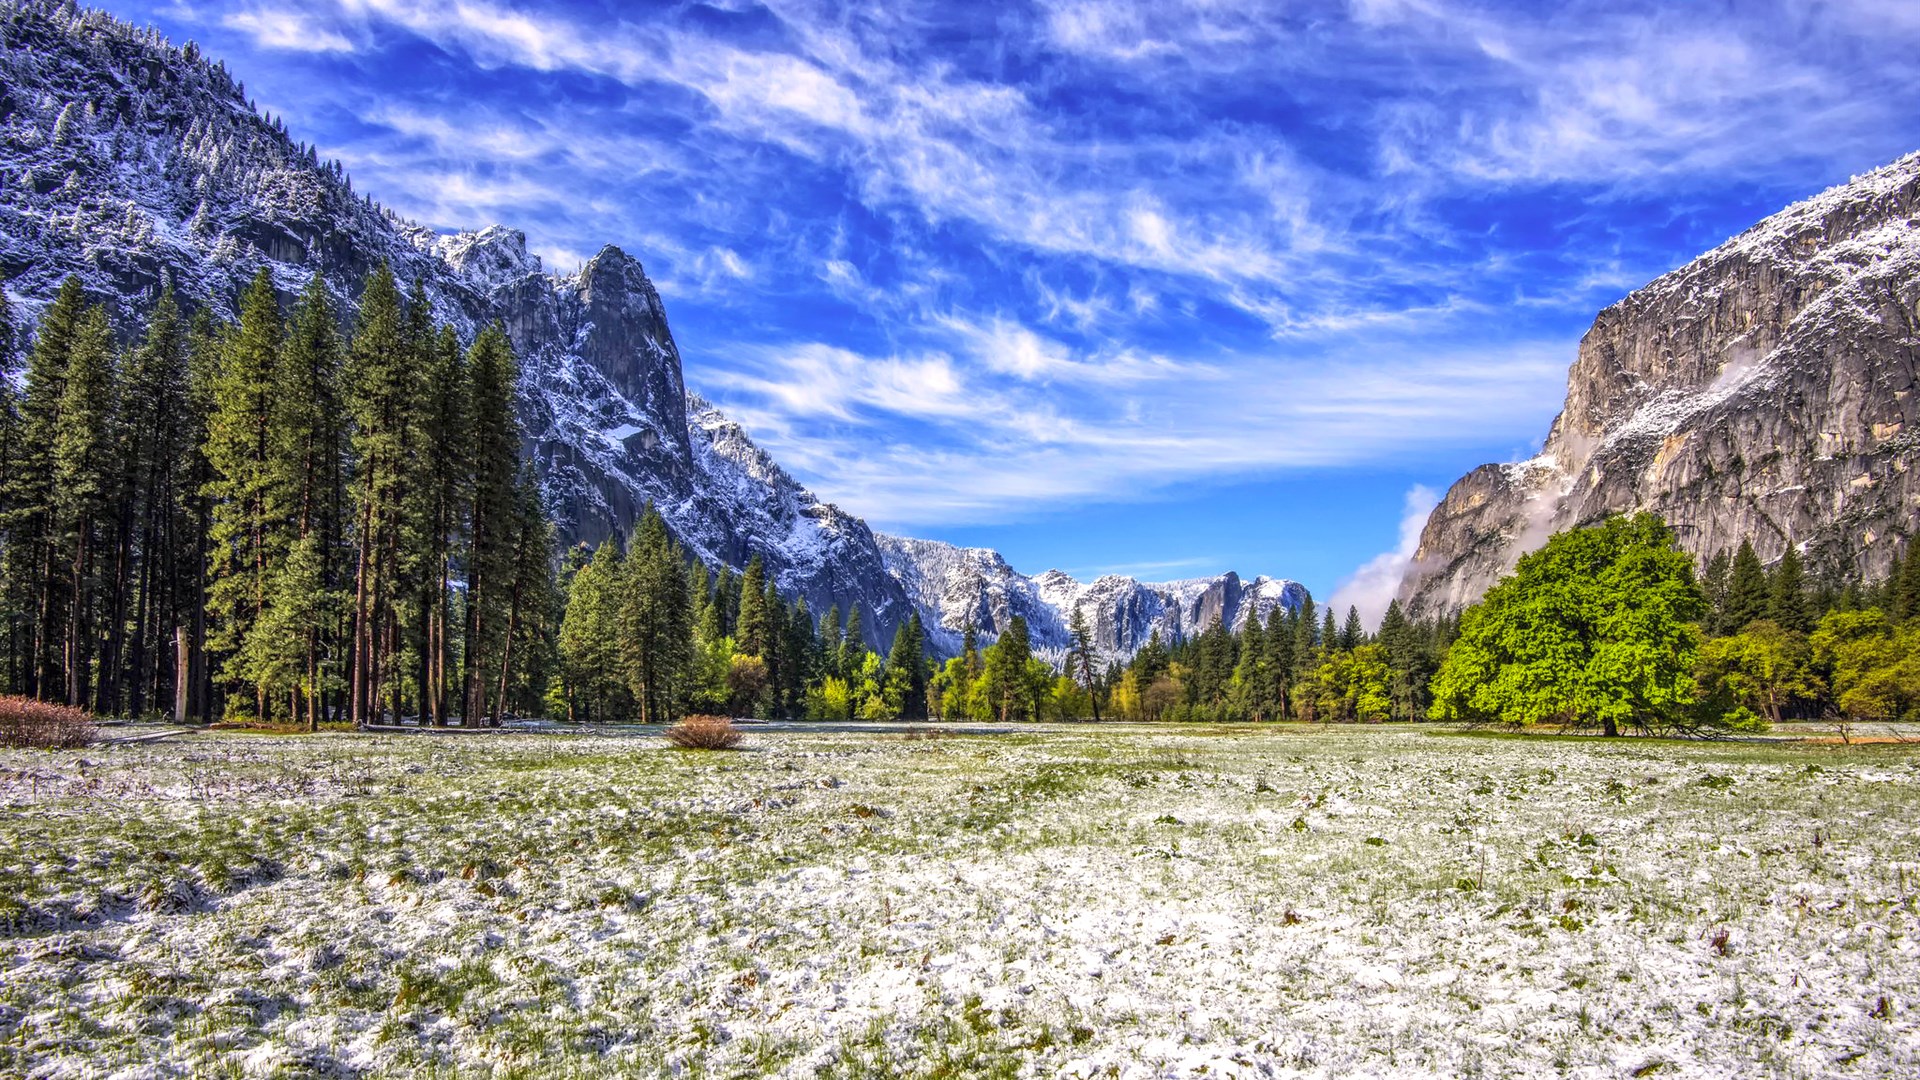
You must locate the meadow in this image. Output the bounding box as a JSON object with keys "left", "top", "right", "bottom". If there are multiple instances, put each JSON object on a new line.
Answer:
{"left": 1, "top": 724, "right": 1916, "bottom": 1078}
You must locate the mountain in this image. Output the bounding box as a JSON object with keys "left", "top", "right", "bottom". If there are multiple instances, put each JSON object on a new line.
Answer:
{"left": 1400, "top": 152, "right": 1920, "bottom": 614}
{"left": 876, "top": 534, "right": 1308, "bottom": 663}
{"left": 0, "top": 1, "right": 1301, "bottom": 657}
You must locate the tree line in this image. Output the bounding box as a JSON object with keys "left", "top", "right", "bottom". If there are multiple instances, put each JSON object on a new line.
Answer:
{"left": 1431, "top": 514, "right": 1920, "bottom": 734}
{"left": 0, "top": 270, "right": 552, "bottom": 727}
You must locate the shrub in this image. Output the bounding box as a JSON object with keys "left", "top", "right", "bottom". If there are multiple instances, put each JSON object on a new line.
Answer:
{"left": 665, "top": 714, "right": 743, "bottom": 750}
{"left": 0, "top": 696, "right": 97, "bottom": 749}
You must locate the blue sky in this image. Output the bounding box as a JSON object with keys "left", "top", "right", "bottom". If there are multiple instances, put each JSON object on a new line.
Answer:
{"left": 112, "top": 0, "right": 1920, "bottom": 616}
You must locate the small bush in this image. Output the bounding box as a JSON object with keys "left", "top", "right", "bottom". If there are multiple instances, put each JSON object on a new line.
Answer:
{"left": 666, "top": 715, "right": 743, "bottom": 750}
{"left": 0, "top": 696, "right": 97, "bottom": 749}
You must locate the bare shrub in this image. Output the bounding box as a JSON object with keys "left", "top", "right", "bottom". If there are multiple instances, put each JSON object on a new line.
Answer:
{"left": 0, "top": 696, "right": 97, "bottom": 749}
{"left": 666, "top": 715, "right": 743, "bottom": 750}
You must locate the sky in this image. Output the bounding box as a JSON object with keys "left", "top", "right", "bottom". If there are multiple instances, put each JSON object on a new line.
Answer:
{"left": 107, "top": 0, "right": 1920, "bottom": 619}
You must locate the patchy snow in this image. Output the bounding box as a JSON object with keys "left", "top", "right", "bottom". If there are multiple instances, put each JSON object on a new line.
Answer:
{"left": 2, "top": 728, "right": 1916, "bottom": 1077}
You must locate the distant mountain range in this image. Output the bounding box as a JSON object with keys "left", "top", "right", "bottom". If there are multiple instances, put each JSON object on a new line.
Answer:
{"left": 1400, "top": 152, "right": 1920, "bottom": 613}
{"left": 0, "top": 1, "right": 1307, "bottom": 657}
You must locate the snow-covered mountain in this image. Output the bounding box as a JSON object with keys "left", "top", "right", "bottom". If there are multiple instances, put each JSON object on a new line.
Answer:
{"left": 876, "top": 535, "right": 1308, "bottom": 663}
{"left": 0, "top": 1, "right": 1304, "bottom": 657}
{"left": 1400, "top": 151, "right": 1920, "bottom": 614}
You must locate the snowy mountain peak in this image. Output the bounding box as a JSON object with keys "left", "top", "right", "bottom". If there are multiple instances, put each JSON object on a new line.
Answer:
{"left": 875, "top": 535, "right": 1308, "bottom": 662}
{"left": 435, "top": 225, "right": 542, "bottom": 293}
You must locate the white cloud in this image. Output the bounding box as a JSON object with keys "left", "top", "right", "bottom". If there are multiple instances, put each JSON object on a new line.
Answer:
{"left": 223, "top": 8, "right": 356, "bottom": 53}
{"left": 1328, "top": 485, "right": 1440, "bottom": 629}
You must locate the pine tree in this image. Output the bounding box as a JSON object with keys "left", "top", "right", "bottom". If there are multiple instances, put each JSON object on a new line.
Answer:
{"left": 462, "top": 323, "right": 522, "bottom": 724}
{"left": 736, "top": 555, "right": 773, "bottom": 660}
{"left": 783, "top": 597, "right": 816, "bottom": 716}
{"left": 344, "top": 263, "right": 415, "bottom": 724}
{"left": 0, "top": 290, "right": 19, "bottom": 691}
{"left": 619, "top": 506, "right": 692, "bottom": 723}
{"left": 1701, "top": 549, "right": 1732, "bottom": 634}
{"left": 273, "top": 276, "right": 348, "bottom": 726}
{"left": 1341, "top": 606, "right": 1364, "bottom": 651}
{"left": 1723, "top": 539, "right": 1770, "bottom": 633}
{"left": 204, "top": 270, "right": 285, "bottom": 718}
{"left": 983, "top": 614, "right": 1032, "bottom": 722}
{"left": 840, "top": 604, "right": 866, "bottom": 689}
{"left": 49, "top": 304, "right": 115, "bottom": 707}
{"left": 5, "top": 277, "right": 89, "bottom": 699}
{"left": 1069, "top": 606, "right": 1101, "bottom": 722}
{"left": 102, "top": 285, "right": 196, "bottom": 718}
{"left": 492, "top": 466, "right": 553, "bottom": 719}
{"left": 558, "top": 541, "right": 624, "bottom": 721}
{"left": 411, "top": 324, "right": 468, "bottom": 725}
{"left": 1895, "top": 542, "right": 1920, "bottom": 622}
{"left": 819, "top": 603, "right": 843, "bottom": 676}
{"left": 1264, "top": 607, "right": 1294, "bottom": 719}
{"left": 1768, "top": 544, "right": 1813, "bottom": 633}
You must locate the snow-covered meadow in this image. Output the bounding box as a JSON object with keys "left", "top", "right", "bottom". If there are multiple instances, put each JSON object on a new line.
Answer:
{"left": 2, "top": 725, "right": 1917, "bottom": 1078}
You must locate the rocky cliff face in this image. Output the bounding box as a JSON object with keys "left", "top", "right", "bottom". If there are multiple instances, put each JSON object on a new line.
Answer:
{"left": 1400, "top": 152, "right": 1920, "bottom": 614}
{"left": 876, "top": 534, "right": 1308, "bottom": 663}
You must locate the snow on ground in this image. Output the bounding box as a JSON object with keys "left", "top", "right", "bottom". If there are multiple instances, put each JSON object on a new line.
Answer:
{"left": 2, "top": 726, "right": 1917, "bottom": 1078}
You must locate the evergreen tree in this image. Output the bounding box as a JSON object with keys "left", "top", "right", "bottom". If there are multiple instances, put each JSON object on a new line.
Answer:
{"left": 558, "top": 541, "right": 624, "bottom": 721}
{"left": 1768, "top": 544, "right": 1813, "bottom": 633}
{"left": 344, "top": 264, "right": 414, "bottom": 723}
{"left": 736, "top": 555, "right": 773, "bottom": 660}
{"left": 1340, "top": 605, "right": 1364, "bottom": 651}
{"left": 5, "top": 277, "right": 89, "bottom": 699}
{"left": 819, "top": 603, "right": 843, "bottom": 677}
{"left": 983, "top": 614, "right": 1032, "bottom": 722}
{"left": 1068, "top": 606, "right": 1101, "bottom": 722}
{"left": 493, "top": 466, "right": 553, "bottom": 719}
{"left": 104, "top": 285, "right": 196, "bottom": 719}
{"left": 273, "top": 276, "right": 349, "bottom": 726}
{"left": 1264, "top": 607, "right": 1294, "bottom": 719}
{"left": 204, "top": 269, "right": 284, "bottom": 718}
{"left": 619, "top": 506, "right": 692, "bottom": 723}
{"left": 840, "top": 604, "right": 867, "bottom": 694}
{"left": 461, "top": 323, "right": 521, "bottom": 724}
{"left": 1701, "top": 548, "right": 1731, "bottom": 634}
{"left": 1895, "top": 543, "right": 1920, "bottom": 623}
{"left": 411, "top": 324, "right": 467, "bottom": 725}
{"left": 0, "top": 290, "right": 20, "bottom": 691}
{"left": 49, "top": 305, "right": 116, "bottom": 707}
{"left": 1724, "top": 539, "right": 1770, "bottom": 633}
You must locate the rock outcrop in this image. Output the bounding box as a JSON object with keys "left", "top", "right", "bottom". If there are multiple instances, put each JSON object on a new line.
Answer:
{"left": 1400, "top": 153, "right": 1920, "bottom": 614}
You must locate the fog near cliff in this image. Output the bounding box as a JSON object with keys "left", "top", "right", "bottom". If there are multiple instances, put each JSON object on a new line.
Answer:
{"left": 1329, "top": 486, "right": 1438, "bottom": 628}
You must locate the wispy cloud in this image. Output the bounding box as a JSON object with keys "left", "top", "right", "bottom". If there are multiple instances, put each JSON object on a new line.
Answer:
{"left": 112, "top": 0, "right": 1920, "bottom": 568}
{"left": 221, "top": 7, "right": 356, "bottom": 53}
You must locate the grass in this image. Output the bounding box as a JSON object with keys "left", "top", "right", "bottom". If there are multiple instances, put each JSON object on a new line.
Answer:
{"left": 0, "top": 725, "right": 1917, "bottom": 1076}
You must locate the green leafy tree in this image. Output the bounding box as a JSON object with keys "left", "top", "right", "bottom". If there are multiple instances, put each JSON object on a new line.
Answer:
{"left": 1430, "top": 514, "right": 1705, "bottom": 735}
{"left": 1695, "top": 619, "right": 1816, "bottom": 729}
{"left": 1811, "top": 609, "right": 1920, "bottom": 722}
